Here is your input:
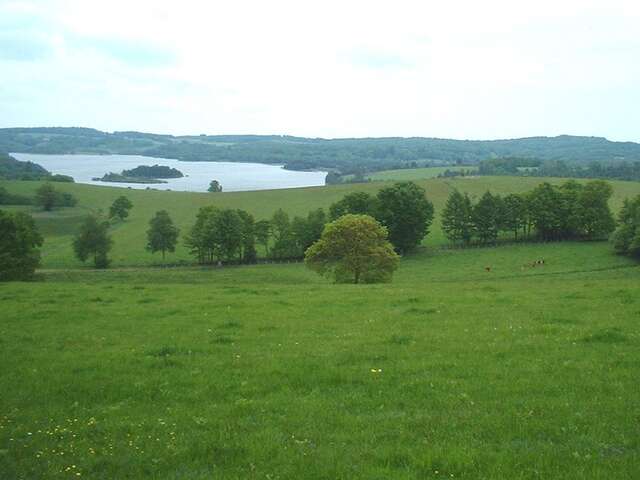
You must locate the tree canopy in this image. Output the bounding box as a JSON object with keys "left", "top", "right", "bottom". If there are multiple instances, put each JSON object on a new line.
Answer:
{"left": 109, "top": 196, "right": 133, "bottom": 221}
{"left": 612, "top": 194, "right": 640, "bottom": 258}
{"left": 440, "top": 180, "right": 616, "bottom": 245}
{"left": 35, "top": 183, "right": 77, "bottom": 211}
{"left": 0, "top": 210, "right": 43, "bottom": 281}
{"left": 305, "top": 214, "right": 399, "bottom": 284}
{"left": 73, "top": 215, "right": 113, "bottom": 268}
{"left": 208, "top": 180, "right": 223, "bottom": 193}
{"left": 146, "top": 210, "right": 179, "bottom": 260}
{"left": 375, "top": 182, "right": 434, "bottom": 253}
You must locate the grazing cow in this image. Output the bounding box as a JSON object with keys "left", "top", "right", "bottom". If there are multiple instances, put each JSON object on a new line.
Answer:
{"left": 485, "top": 266, "right": 491, "bottom": 272}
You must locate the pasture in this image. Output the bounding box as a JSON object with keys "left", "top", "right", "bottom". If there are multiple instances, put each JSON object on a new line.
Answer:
{"left": 1, "top": 176, "right": 639, "bottom": 268}
{"left": 1, "top": 241, "right": 640, "bottom": 479}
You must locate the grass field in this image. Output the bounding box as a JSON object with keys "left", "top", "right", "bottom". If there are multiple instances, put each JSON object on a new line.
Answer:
{"left": 367, "top": 166, "right": 477, "bottom": 181}
{"left": 1, "top": 241, "right": 639, "bottom": 479}
{"left": 1, "top": 176, "right": 639, "bottom": 268}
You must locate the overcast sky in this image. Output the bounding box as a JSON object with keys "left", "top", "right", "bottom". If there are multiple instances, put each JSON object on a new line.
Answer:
{"left": 1, "top": 0, "right": 639, "bottom": 141}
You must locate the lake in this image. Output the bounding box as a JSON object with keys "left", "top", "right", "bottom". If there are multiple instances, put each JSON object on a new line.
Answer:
{"left": 11, "top": 153, "right": 328, "bottom": 193}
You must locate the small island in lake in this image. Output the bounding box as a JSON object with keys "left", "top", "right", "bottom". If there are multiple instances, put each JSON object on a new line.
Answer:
{"left": 93, "top": 164, "right": 184, "bottom": 184}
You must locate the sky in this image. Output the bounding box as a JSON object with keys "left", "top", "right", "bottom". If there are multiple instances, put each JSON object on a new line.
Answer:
{"left": 1, "top": 0, "right": 640, "bottom": 141}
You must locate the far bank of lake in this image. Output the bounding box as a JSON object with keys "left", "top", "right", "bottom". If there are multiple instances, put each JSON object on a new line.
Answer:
{"left": 11, "top": 153, "right": 327, "bottom": 192}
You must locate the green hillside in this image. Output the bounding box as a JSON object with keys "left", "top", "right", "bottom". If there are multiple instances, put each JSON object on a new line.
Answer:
{"left": 3, "top": 127, "right": 640, "bottom": 173}
{"left": 2, "top": 241, "right": 639, "bottom": 479}
{"left": 2, "top": 176, "right": 639, "bottom": 268}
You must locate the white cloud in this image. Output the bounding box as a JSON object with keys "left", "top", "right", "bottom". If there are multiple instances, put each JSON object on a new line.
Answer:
{"left": 1, "top": 0, "right": 639, "bottom": 140}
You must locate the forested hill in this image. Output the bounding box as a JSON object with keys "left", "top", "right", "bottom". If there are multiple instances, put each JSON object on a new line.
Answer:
{"left": 2, "top": 127, "right": 640, "bottom": 174}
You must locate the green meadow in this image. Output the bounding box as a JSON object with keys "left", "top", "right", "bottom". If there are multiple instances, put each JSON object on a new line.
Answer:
{"left": 2, "top": 241, "right": 640, "bottom": 479}
{"left": 1, "top": 176, "right": 639, "bottom": 268}
{"left": 1, "top": 176, "right": 640, "bottom": 479}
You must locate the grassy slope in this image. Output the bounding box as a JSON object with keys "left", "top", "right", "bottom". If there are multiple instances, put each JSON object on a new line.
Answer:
{"left": 1, "top": 177, "right": 639, "bottom": 268}
{"left": 1, "top": 242, "right": 639, "bottom": 479}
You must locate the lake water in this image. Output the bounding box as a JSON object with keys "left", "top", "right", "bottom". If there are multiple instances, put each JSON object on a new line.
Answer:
{"left": 11, "top": 153, "right": 327, "bottom": 193}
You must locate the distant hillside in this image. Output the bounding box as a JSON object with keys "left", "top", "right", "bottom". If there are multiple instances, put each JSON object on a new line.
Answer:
{"left": 0, "top": 152, "right": 49, "bottom": 180}
{"left": 2, "top": 127, "right": 640, "bottom": 174}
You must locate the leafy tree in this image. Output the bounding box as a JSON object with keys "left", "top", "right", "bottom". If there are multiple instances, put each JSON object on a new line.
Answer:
{"left": 329, "top": 192, "right": 376, "bottom": 220}
{"left": 270, "top": 208, "right": 295, "bottom": 258}
{"left": 185, "top": 206, "right": 218, "bottom": 264}
{"left": 214, "top": 209, "right": 243, "bottom": 260}
{"left": 441, "top": 190, "right": 474, "bottom": 244}
{"left": 184, "top": 206, "right": 243, "bottom": 263}
{"left": 254, "top": 220, "right": 271, "bottom": 257}
{"left": 146, "top": 210, "right": 179, "bottom": 260}
{"left": 237, "top": 210, "right": 257, "bottom": 263}
{"left": 472, "top": 191, "right": 501, "bottom": 244}
{"left": 612, "top": 195, "right": 640, "bottom": 258}
{"left": 59, "top": 192, "right": 78, "bottom": 207}
{"left": 290, "top": 208, "right": 327, "bottom": 256}
{"left": 0, "top": 210, "right": 43, "bottom": 281}
{"left": 73, "top": 215, "right": 113, "bottom": 268}
{"left": 304, "top": 208, "right": 327, "bottom": 251}
{"left": 305, "top": 214, "right": 399, "bottom": 284}
{"left": 208, "top": 180, "right": 222, "bottom": 193}
{"left": 291, "top": 215, "right": 309, "bottom": 257}
{"left": 109, "top": 196, "right": 133, "bottom": 221}
{"left": 35, "top": 183, "right": 57, "bottom": 211}
{"left": 557, "top": 180, "right": 584, "bottom": 238}
{"left": 502, "top": 193, "right": 527, "bottom": 239}
{"left": 528, "top": 183, "right": 564, "bottom": 240}
{"left": 578, "top": 180, "right": 615, "bottom": 239}
{"left": 325, "top": 172, "right": 342, "bottom": 185}
{"left": 375, "top": 182, "right": 434, "bottom": 253}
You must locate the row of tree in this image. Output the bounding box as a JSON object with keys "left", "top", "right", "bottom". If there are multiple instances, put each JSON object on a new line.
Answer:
{"left": 441, "top": 180, "right": 616, "bottom": 245}
{"left": 184, "top": 181, "right": 435, "bottom": 264}
{"left": 0, "top": 183, "right": 79, "bottom": 210}
{"left": 478, "top": 157, "right": 640, "bottom": 182}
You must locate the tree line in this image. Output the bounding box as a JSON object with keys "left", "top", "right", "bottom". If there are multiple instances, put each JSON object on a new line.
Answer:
{"left": 478, "top": 157, "right": 640, "bottom": 182}
{"left": 0, "top": 182, "right": 77, "bottom": 209}
{"left": 1, "top": 180, "right": 638, "bottom": 282}
{"left": 5, "top": 129, "right": 640, "bottom": 176}
{"left": 441, "top": 180, "right": 616, "bottom": 245}
{"left": 185, "top": 181, "right": 434, "bottom": 265}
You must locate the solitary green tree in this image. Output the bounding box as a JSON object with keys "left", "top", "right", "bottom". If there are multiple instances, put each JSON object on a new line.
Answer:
{"left": 0, "top": 210, "right": 43, "bottom": 281}
{"left": 35, "top": 183, "right": 57, "bottom": 211}
{"left": 305, "top": 214, "right": 399, "bottom": 284}
{"left": 146, "top": 210, "right": 179, "bottom": 260}
{"left": 73, "top": 215, "right": 113, "bottom": 268}
{"left": 208, "top": 180, "right": 223, "bottom": 193}
{"left": 375, "top": 182, "right": 434, "bottom": 253}
{"left": 109, "top": 196, "right": 133, "bottom": 221}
